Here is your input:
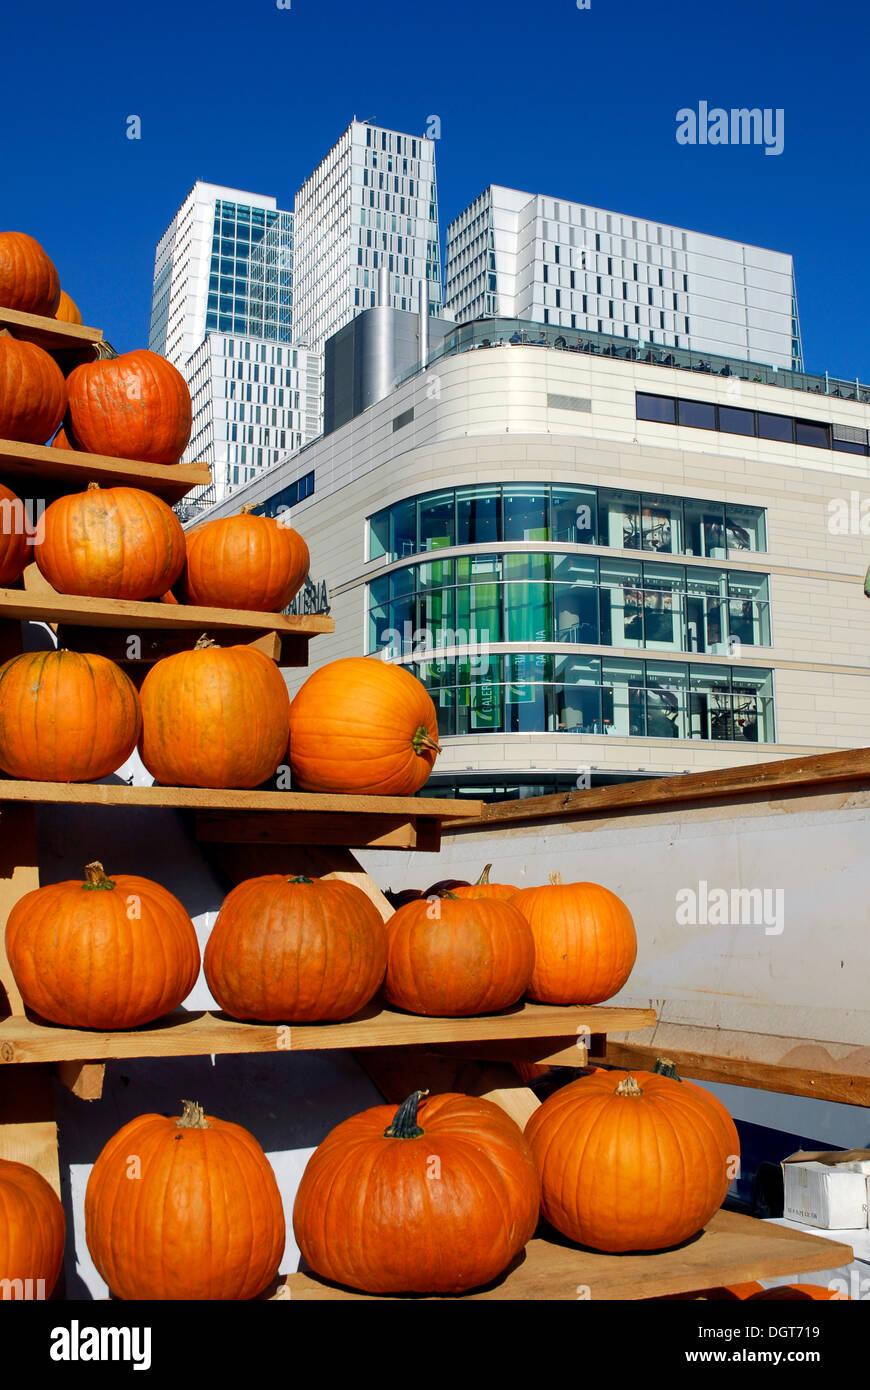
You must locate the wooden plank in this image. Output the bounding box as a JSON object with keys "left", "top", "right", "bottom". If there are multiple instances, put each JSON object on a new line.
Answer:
{"left": 278, "top": 1210, "right": 854, "bottom": 1301}
{"left": 0, "top": 803, "right": 37, "bottom": 1020}
{"left": 445, "top": 745, "right": 870, "bottom": 831}
{"left": 604, "top": 1036, "right": 870, "bottom": 1107}
{"left": 0, "top": 1003, "right": 656, "bottom": 1065}
{"left": 0, "top": 1065, "right": 60, "bottom": 1197}
{"left": 56, "top": 1061, "right": 105, "bottom": 1101}
{"left": 196, "top": 811, "right": 423, "bottom": 849}
{"left": 0, "top": 782, "right": 483, "bottom": 818}
{"left": 0, "top": 305, "right": 102, "bottom": 351}
{"left": 4, "top": 575, "right": 333, "bottom": 636}
{"left": 425, "top": 1036, "right": 597, "bottom": 1067}
{"left": 0, "top": 438, "right": 211, "bottom": 503}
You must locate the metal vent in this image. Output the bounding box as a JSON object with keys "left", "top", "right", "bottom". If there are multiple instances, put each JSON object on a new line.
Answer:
{"left": 393, "top": 407, "right": 415, "bottom": 432}
{"left": 833, "top": 423, "right": 868, "bottom": 444}
{"left": 547, "top": 393, "right": 592, "bottom": 413}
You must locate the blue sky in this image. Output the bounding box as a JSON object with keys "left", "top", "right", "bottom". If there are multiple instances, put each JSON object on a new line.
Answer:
{"left": 2, "top": 0, "right": 868, "bottom": 379}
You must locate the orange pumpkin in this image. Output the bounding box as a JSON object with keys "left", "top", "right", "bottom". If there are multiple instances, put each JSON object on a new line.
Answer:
{"left": 451, "top": 864, "right": 519, "bottom": 900}
{"left": 180, "top": 506, "right": 309, "bottom": 612}
{"left": 511, "top": 875, "right": 637, "bottom": 1004}
{"left": 0, "top": 482, "right": 32, "bottom": 585}
{"left": 525, "top": 1067, "right": 739, "bottom": 1252}
{"left": 384, "top": 894, "right": 535, "bottom": 1017}
{"left": 0, "top": 335, "right": 66, "bottom": 444}
{"left": 65, "top": 349, "right": 192, "bottom": 464}
{"left": 0, "top": 649, "right": 142, "bottom": 782}
{"left": 293, "top": 1090, "right": 541, "bottom": 1294}
{"left": 85, "top": 1100, "right": 285, "bottom": 1300}
{"left": 0, "top": 232, "right": 60, "bottom": 317}
{"left": 54, "top": 289, "right": 82, "bottom": 324}
{"left": 204, "top": 874, "right": 388, "bottom": 1022}
{"left": 138, "top": 637, "right": 291, "bottom": 789}
{"left": 0, "top": 1158, "right": 65, "bottom": 1298}
{"left": 37, "top": 483, "right": 187, "bottom": 600}
{"left": 288, "top": 657, "right": 440, "bottom": 795}
{"left": 51, "top": 426, "right": 74, "bottom": 449}
{"left": 6, "top": 861, "right": 200, "bottom": 1030}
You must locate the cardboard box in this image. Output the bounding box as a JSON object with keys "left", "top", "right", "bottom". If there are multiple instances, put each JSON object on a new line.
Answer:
{"left": 782, "top": 1150, "right": 870, "bottom": 1230}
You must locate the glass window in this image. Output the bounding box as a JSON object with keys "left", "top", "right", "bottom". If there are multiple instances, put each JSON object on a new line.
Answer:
{"left": 678, "top": 399, "right": 717, "bottom": 430}
{"left": 795, "top": 419, "right": 830, "bottom": 449}
{"left": 645, "top": 661, "right": 687, "bottom": 739}
{"left": 601, "top": 488, "right": 641, "bottom": 550}
{"left": 598, "top": 558, "right": 641, "bottom": 648}
{"left": 551, "top": 484, "right": 597, "bottom": 544}
{"left": 636, "top": 393, "right": 676, "bottom": 423}
{"left": 640, "top": 494, "right": 682, "bottom": 554}
{"left": 503, "top": 485, "right": 549, "bottom": 542}
{"left": 505, "top": 581, "right": 552, "bottom": 643}
{"left": 684, "top": 498, "right": 727, "bottom": 558}
{"left": 725, "top": 503, "right": 765, "bottom": 553}
{"left": 556, "top": 655, "right": 602, "bottom": 733}
{"left": 602, "top": 657, "right": 644, "bottom": 736}
{"left": 640, "top": 564, "right": 683, "bottom": 650}
{"left": 757, "top": 412, "right": 793, "bottom": 443}
{"left": 718, "top": 406, "right": 756, "bottom": 436}
{"left": 456, "top": 484, "right": 499, "bottom": 546}
{"left": 419, "top": 490, "right": 455, "bottom": 552}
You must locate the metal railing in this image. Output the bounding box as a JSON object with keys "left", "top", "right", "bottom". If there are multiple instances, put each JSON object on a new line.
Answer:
{"left": 398, "top": 317, "right": 870, "bottom": 405}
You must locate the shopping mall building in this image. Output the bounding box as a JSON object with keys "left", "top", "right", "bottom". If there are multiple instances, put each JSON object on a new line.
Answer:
{"left": 200, "top": 311, "right": 870, "bottom": 799}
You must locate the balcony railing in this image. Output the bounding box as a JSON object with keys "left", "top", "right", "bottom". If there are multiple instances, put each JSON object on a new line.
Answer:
{"left": 397, "top": 317, "right": 870, "bottom": 405}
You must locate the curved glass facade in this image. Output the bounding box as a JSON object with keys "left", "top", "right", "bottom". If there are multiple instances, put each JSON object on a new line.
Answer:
{"left": 396, "top": 653, "right": 775, "bottom": 743}
{"left": 369, "top": 483, "right": 766, "bottom": 563}
{"left": 369, "top": 554, "right": 770, "bottom": 657}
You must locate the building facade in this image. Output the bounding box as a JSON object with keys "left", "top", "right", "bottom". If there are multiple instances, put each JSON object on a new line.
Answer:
{"left": 148, "top": 182, "right": 321, "bottom": 506}
{"left": 292, "top": 120, "right": 443, "bottom": 350}
{"left": 198, "top": 310, "right": 870, "bottom": 798}
{"left": 445, "top": 187, "right": 802, "bottom": 372}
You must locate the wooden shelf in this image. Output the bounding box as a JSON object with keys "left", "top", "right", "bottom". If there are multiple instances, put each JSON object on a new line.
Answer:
{"left": 0, "top": 305, "right": 102, "bottom": 353}
{"left": 0, "top": 582, "right": 334, "bottom": 665}
{"left": 0, "top": 782, "right": 481, "bottom": 817}
{"left": 0, "top": 438, "right": 211, "bottom": 504}
{"left": 277, "top": 1210, "right": 855, "bottom": 1301}
{"left": 0, "top": 1003, "right": 656, "bottom": 1066}
{"left": 0, "top": 586, "right": 333, "bottom": 636}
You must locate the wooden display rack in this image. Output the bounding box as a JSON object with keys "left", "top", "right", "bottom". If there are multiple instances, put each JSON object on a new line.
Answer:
{"left": 0, "top": 308, "right": 852, "bottom": 1301}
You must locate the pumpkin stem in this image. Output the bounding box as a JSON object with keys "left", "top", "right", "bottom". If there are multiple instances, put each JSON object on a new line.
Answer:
{"left": 239, "top": 503, "right": 259, "bottom": 516}
{"left": 194, "top": 634, "right": 219, "bottom": 650}
{"left": 476, "top": 864, "right": 493, "bottom": 885}
{"left": 615, "top": 1075, "right": 644, "bottom": 1098}
{"left": 82, "top": 861, "right": 116, "bottom": 891}
{"left": 176, "top": 1100, "right": 210, "bottom": 1130}
{"left": 652, "top": 1057, "right": 682, "bottom": 1082}
{"left": 87, "top": 481, "right": 101, "bottom": 492}
{"left": 548, "top": 871, "right": 564, "bottom": 886}
{"left": 411, "top": 726, "right": 442, "bottom": 756}
{"left": 286, "top": 875, "right": 314, "bottom": 884}
{"left": 384, "top": 1089, "right": 429, "bottom": 1139}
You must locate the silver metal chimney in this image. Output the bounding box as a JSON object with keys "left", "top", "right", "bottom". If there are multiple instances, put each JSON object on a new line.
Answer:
{"left": 377, "top": 262, "right": 390, "bottom": 308}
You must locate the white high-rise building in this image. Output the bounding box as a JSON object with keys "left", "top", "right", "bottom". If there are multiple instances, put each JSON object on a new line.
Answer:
{"left": 446, "top": 186, "right": 802, "bottom": 371}
{"left": 292, "top": 120, "right": 443, "bottom": 349}
{"left": 148, "top": 182, "right": 321, "bottom": 506}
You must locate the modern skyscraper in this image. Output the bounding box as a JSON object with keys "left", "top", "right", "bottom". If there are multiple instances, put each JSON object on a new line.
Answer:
{"left": 292, "top": 120, "right": 443, "bottom": 350}
{"left": 445, "top": 186, "right": 802, "bottom": 371}
{"left": 148, "top": 182, "right": 321, "bottom": 506}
